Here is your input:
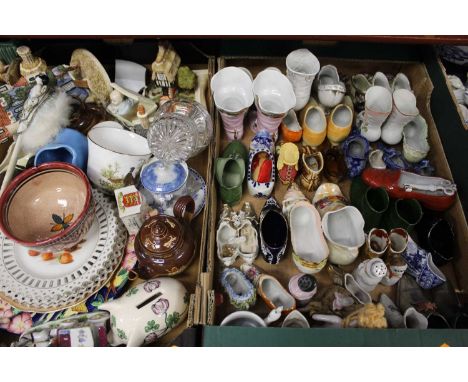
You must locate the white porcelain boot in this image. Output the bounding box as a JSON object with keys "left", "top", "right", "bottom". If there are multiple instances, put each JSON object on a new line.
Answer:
{"left": 358, "top": 85, "right": 392, "bottom": 142}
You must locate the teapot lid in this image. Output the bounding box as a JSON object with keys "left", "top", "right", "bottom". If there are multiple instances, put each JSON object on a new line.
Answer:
{"left": 141, "top": 160, "right": 188, "bottom": 194}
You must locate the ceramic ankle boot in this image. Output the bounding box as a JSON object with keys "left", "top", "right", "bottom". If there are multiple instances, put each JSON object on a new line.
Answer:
{"left": 219, "top": 111, "right": 247, "bottom": 140}
{"left": 381, "top": 89, "right": 419, "bottom": 145}
{"left": 247, "top": 131, "right": 275, "bottom": 197}
{"left": 281, "top": 109, "right": 302, "bottom": 143}
{"left": 277, "top": 142, "right": 300, "bottom": 185}
{"left": 327, "top": 103, "right": 353, "bottom": 145}
{"left": 300, "top": 98, "right": 327, "bottom": 147}
{"left": 299, "top": 146, "right": 323, "bottom": 191}
{"left": 357, "top": 85, "right": 392, "bottom": 142}
{"left": 402, "top": 115, "right": 430, "bottom": 163}
{"left": 365, "top": 228, "right": 389, "bottom": 258}
{"left": 352, "top": 258, "right": 387, "bottom": 292}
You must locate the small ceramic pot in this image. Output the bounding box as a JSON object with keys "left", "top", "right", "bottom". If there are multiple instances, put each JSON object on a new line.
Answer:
{"left": 0, "top": 162, "right": 94, "bottom": 252}
{"left": 100, "top": 277, "right": 188, "bottom": 347}
{"left": 220, "top": 308, "right": 282, "bottom": 327}
{"left": 282, "top": 310, "right": 310, "bottom": 328}
{"left": 366, "top": 228, "right": 389, "bottom": 258}
{"left": 383, "top": 199, "right": 422, "bottom": 232}
{"left": 300, "top": 98, "right": 327, "bottom": 147}
{"left": 322, "top": 206, "right": 366, "bottom": 265}
{"left": 288, "top": 273, "right": 317, "bottom": 306}
{"left": 286, "top": 49, "right": 320, "bottom": 111}
{"left": 247, "top": 131, "right": 275, "bottom": 198}
{"left": 327, "top": 104, "right": 353, "bottom": 145}
{"left": 34, "top": 128, "right": 88, "bottom": 171}
{"left": 134, "top": 196, "right": 195, "bottom": 279}
{"left": 381, "top": 89, "right": 419, "bottom": 145}
{"left": 87, "top": 125, "right": 151, "bottom": 193}
{"left": 220, "top": 268, "right": 256, "bottom": 310}
{"left": 358, "top": 86, "right": 392, "bottom": 142}
{"left": 316, "top": 65, "right": 346, "bottom": 108}
{"left": 352, "top": 258, "right": 387, "bottom": 292}
{"left": 259, "top": 197, "right": 288, "bottom": 264}
{"left": 280, "top": 110, "right": 303, "bottom": 143}
{"left": 299, "top": 147, "right": 323, "bottom": 192}
{"left": 312, "top": 182, "right": 347, "bottom": 217}
{"left": 277, "top": 142, "right": 299, "bottom": 184}
{"left": 402, "top": 237, "right": 446, "bottom": 289}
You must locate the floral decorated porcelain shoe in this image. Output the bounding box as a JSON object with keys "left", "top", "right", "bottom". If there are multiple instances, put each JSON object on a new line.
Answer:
{"left": 247, "top": 131, "right": 275, "bottom": 198}
{"left": 220, "top": 267, "right": 256, "bottom": 310}
{"left": 299, "top": 147, "right": 324, "bottom": 192}
{"left": 342, "top": 132, "right": 370, "bottom": 178}
{"left": 378, "top": 144, "right": 409, "bottom": 171}
{"left": 312, "top": 182, "right": 348, "bottom": 217}
{"left": 277, "top": 142, "right": 300, "bottom": 185}
{"left": 362, "top": 168, "right": 457, "bottom": 211}
{"left": 259, "top": 197, "right": 288, "bottom": 264}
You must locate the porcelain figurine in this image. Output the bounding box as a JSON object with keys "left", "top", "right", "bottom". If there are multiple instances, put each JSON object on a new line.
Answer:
{"left": 100, "top": 277, "right": 188, "bottom": 346}
{"left": 220, "top": 307, "right": 283, "bottom": 327}
{"left": 34, "top": 128, "right": 88, "bottom": 171}
{"left": 220, "top": 267, "right": 256, "bottom": 310}
{"left": 107, "top": 89, "right": 137, "bottom": 116}
{"left": 392, "top": 72, "right": 412, "bottom": 92}
{"left": 327, "top": 103, "right": 353, "bottom": 145}
{"left": 277, "top": 142, "right": 299, "bottom": 184}
{"left": 241, "top": 264, "right": 296, "bottom": 314}
{"left": 402, "top": 115, "right": 430, "bottom": 163}
{"left": 323, "top": 147, "right": 347, "bottom": 183}
{"left": 369, "top": 149, "right": 386, "bottom": 169}
{"left": 322, "top": 206, "right": 365, "bottom": 265}
{"left": 402, "top": 237, "right": 446, "bottom": 290}
{"left": 343, "top": 273, "right": 372, "bottom": 304}
{"left": 299, "top": 147, "right": 323, "bottom": 191}
{"left": 282, "top": 310, "right": 310, "bottom": 328}
{"left": 151, "top": 41, "right": 181, "bottom": 89}
{"left": 366, "top": 228, "right": 389, "bottom": 258}
{"left": 134, "top": 196, "right": 195, "bottom": 279}
{"left": 259, "top": 197, "right": 288, "bottom": 264}
{"left": 381, "top": 89, "right": 419, "bottom": 145}
{"left": 316, "top": 65, "right": 346, "bottom": 108}
{"left": 357, "top": 85, "right": 392, "bottom": 142}
{"left": 280, "top": 109, "right": 303, "bottom": 142}
{"left": 288, "top": 273, "right": 318, "bottom": 306}
{"left": 312, "top": 182, "right": 348, "bottom": 217}
{"left": 286, "top": 49, "right": 320, "bottom": 111}
{"left": 252, "top": 68, "right": 296, "bottom": 138}
{"left": 16, "top": 46, "right": 47, "bottom": 81}
{"left": 353, "top": 258, "right": 387, "bottom": 293}
{"left": 247, "top": 131, "right": 275, "bottom": 197}
{"left": 217, "top": 205, "right": 240, "bottom": 266}
{"left": 342, "top": 132, "right": 370, "bottom": 178}
{"left": 211, "top": 66, "right": 254, "bottom": 140}
{"left": 300, "top": 97, "right": 327, "bottom": 147}
{"left": 362, "top": 168, "right": 457, "bottom": 211}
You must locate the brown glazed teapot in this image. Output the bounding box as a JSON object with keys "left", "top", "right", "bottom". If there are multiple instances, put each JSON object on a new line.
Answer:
{"left": 135, "top": 196, "right": 195, "bottom": 279}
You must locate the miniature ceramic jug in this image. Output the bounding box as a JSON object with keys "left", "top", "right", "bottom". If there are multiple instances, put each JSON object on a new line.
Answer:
{"left": 100, "top": 277, "right": 188, "bottom": 347}
{"left": 286, "top": 49, "right": 320, "bottom": 111}
{"left": 299, "top": 147, "right": 323, "bottom": 191}
{"left": 352, "top": 258, "right": 387, "bottom": 292}
{"left": 134, "top": 196, "right": 195, "bottom": 279}
{"left": 211, "top": 66, "right": 254, "bottom": 140}
{"left": 277, "top": 142, "right": 300, "bottom": 184}
{"left": 381, "top": 89, "right": 419, "bottom": 145}
{"left": 358, "top": 85, "right": 393, "bottom": 142}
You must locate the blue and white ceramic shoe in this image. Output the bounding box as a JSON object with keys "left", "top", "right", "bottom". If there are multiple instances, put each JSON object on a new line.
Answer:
{"left": 220, "top": 267, "right": 256, "bottom": 310}
{"left": 402, "top": 236, "right": 446, "bottom": 289}
{"left": 342, "top": 132, "right": 369, "bottom": 178}
{"left": 259, "top": 197, "right": 288, "bottom": 264}
{"left": 247, "top": 131, "right": 275, "bottom": 198}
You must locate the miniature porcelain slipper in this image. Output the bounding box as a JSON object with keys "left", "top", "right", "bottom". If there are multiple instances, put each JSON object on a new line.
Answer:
{"left": 277, "top": 142, "right": 300, "bottom": 184}
{"left": 343, "top": 274, "right": 372, "bottom": 305}
{"left": 217, "top": 205, "right": 241, "bottom": 266}
{"left": 299, "top": 147, "right": 323, "bottom": 191}
{"left": 282, "top": 182, "right": 308, "bottom": 216}
{"left": 380, "top": 293, "right": 428, "bottom": 329}
{"left": 402, "top": 115, "right": 430, "bottom": 163}
{"left": 316, "top": 65, "right": 346, "bottom": 108}
{"left": 362, "top": 168, "right": 457, "bottom": 211}
{"left": 391, "top": 72, "right": 412, "bottom": 92}
{"left": 327, "top": 103, "right": 353, "bottom": 145}
{"left": 369, "top": 149, "right": 386, "bottom": 169}
{"left": 282, "top": 310, "right": 310, "bottom": 328}
{"left": 299, "top": 98, "right": 327, "bottom": 147}
{"left": 312, "top": 182, "right": 347, "bottom": 217}
{"left": 280, "top": 109, "right": 302, "bottom": 143}
{"left": 247, "top": 131, "right": 275, "bottom": 197}
{"left": 259, "top": 197, "right": 288, "bottom": 264}
{"left": 342, "top": 132, "right": 370, "bottom": 178}
{"left": 322, "top": 206, "right": 365, "bottom": 265}
{"left": 378, "top": 144, "right": 408, "bottom": 170}
{"left": 220, "top": 267, "right": 256, "bottom": 310}
{"left": 241, "top": 264, "right": 296, "bottom": 314}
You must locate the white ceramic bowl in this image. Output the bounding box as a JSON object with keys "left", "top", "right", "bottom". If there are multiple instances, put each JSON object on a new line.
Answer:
{"left": 87, "top": 126, "right": 151, "bottom": 193}
{"left": 253, "top": 68, "right": 296, "bottom": 115}
{"left": 211, "top": 66, "right": 254, "bottom": 113}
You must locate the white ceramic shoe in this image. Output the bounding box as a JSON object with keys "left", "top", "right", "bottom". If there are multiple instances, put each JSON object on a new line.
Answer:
{"left": 343, "top": 273, "right": 372, "bottom": 304}
{"left": 316, "top": 65, "right": 346, "bottom": 108}
{"left": 404, "top": 307, "right": 428, "bottom": 329}
{"left": 357, "top": 85, "right": 392, "bottom": 142}
{"left": 402, "top": 115, "right": 430, "bottom": 163}
{"left": 282, "top": 310, "right": 310, "bottom": 328}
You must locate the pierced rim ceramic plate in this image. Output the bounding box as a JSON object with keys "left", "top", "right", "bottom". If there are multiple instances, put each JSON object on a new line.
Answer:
{"left": 0, "top": 189, "right": 127, "bottom": 313}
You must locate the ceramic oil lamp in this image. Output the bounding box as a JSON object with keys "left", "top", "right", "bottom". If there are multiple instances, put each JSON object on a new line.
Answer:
{"left": 277, "top": 142, "right": 300, "bottom": 184}
{"left": 352, "top": 258, "right": 387, "bottom": 293}
{"left": 299, "top": 147, "right": 323, "bottom": 192}
{"left": 134, "top": 196, "right": 195, "bottom": 279}
{"left": 366, "top": 228, "right": 389, "bottom": 258}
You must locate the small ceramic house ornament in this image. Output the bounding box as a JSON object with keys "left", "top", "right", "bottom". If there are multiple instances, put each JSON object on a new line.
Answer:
{"left": 151, "top": 41, "right": 181, "bottom": 90}
{"left": 16, "top": 46, "right": 47, "bottom": 81}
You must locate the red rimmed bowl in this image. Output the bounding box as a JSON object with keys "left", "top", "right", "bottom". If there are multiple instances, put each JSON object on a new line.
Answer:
{"left": 0, "top": 162, "right": 95, "bottom": 252}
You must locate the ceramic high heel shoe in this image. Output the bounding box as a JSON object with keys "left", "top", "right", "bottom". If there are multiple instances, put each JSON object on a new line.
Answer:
{"left": 247, "top": 131, "right": 275, "bottom": 198}
{"left": 259, "top": 197, "right": 288, "bottom": 264}
{"left": 220, "top": 267, "right": 256, "bottom": 310}
{"left": 299, "top": 98, "right": 327, "bottom": 147}
{"left": 316, "top": 65, "right": 346, "bottom": 108}
{"left": 402, "top": 115, "right": 430, "bottom": 163}
{"left": 357, "top": 85, "right": 392, "bottom": 142}
{"left": 299, "top": 146, "right": 323, "bottom": 191}
{"left": 327, "top": 103, "right": 353, "bottom": 145}
{"left": 277, "top": 142, "right": 300, "bottom": 185}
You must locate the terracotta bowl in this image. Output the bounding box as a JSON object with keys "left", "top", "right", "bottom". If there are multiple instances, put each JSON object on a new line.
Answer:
{"left": 0, "top": 162, "right": 95, "bottom": 252}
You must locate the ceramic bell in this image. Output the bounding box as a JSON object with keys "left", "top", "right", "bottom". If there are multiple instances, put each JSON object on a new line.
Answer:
{"left": 100, "top": 277, "right": 188, "bottom": 347}
{"left": 353, "top": 258, "right": 388, "bottom": 293}
{"left": 299, "top": 147, "right": 323, "bottom": 191}
{"left": 277, "top": 142, "right": 300, "bottom": 184}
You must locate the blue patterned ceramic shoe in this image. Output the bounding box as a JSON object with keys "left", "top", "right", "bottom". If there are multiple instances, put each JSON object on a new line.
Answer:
{"left": 402, "top": 236, "right": 446, "bottom": 289}
{"left": 247, "top": 131, "right": 275, "bottom": 198}
{"left": 378, "top": 144, "right": 409, "bottom": 171}
{"left": 259, "top": 197, "right": 288, "bottom": 264}
{"left": 220, "top": 267, "right": 256, "bottom": 310}
{"left": 342, "top": 132, "right": 369, "bottom": 178}
{"left": 410, "top": 159, "right": 435, "bottom": 176}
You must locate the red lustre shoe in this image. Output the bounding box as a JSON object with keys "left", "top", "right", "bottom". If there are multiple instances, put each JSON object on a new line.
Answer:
{"left": 361, "top": 168, "right": 457, "bottom": 211}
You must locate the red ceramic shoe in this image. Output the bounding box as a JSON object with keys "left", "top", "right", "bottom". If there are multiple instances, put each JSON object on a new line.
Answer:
{"left": 361, "top": 168, "right": 457, "bottom": 211}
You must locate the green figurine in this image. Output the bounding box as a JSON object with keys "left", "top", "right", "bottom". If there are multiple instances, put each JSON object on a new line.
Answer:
{"left": 177, "top": 66, "right": 197, "bottom": 90}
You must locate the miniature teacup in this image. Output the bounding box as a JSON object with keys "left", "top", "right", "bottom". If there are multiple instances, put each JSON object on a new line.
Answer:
{"left": 366, "top": 228, "right": 389, "bottom": 258}
{"left": 358, "top": 86, "right": 392, "bottom": 142}
{"left": 286, "top": 49, "right": 320, "bottom": 111}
